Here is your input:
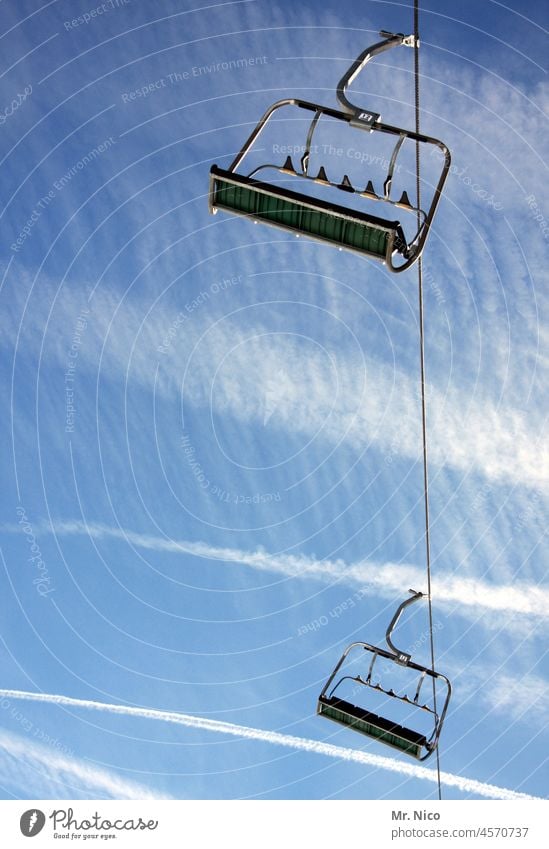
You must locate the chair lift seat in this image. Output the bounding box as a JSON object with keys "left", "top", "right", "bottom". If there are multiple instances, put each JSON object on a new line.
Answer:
{"left": 210, "top": 166, "right": 407, "bottom": 262}
{"left": 208, "top": 32, "right": 451, "bottom": 272}
{"left": 317, "top": 592, "right": 452, "bottom": 760}
{"left": 318, "top": 694, "right": 428, "bottom": 759}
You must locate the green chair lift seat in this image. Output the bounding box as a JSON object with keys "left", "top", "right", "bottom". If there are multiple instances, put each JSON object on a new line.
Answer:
{"left": 210, "top": 167, "right": 407, "bottom": 262}
{"left": 207, "top": 31, "right": 450, "bottom": 272}
{"left": 317, "top": 592, "right": 452, "bottom": 761}
{"left": 317, "top": 694, "right": 428, "bottom": 759}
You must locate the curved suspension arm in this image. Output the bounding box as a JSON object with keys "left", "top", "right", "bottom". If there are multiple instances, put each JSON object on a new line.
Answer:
{"left": 385, "top": 589, "right": 424, "bottom": 663}
{"left": 337, "top": 31, "right": 417, "bottom": 124}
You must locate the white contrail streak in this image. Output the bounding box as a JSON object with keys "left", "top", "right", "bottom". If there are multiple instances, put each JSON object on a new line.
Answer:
{"left": 0, "top": 726, "right": 168, "bottom": 800}
{"left": 0, "top": 689, "right": 538, "bottom": 801}
{"left": 52, "top": 520, "right": 549, "bottom": 619}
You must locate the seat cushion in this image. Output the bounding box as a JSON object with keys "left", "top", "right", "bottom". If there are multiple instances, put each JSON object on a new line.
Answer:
{"left": 210, "top": 166, "right": 406, "bottom": 260}
{"left": 318, "top": 695, "right": 427, "bottom": 758}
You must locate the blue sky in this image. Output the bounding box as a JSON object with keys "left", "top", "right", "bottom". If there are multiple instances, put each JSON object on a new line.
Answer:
{"left": 0, "top": 0, "right": 547, "bottom": 800}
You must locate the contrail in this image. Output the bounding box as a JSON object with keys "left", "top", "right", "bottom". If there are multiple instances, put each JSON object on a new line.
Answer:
{"left": 0, "top": 725, "right": 168, "bottom": 800}
{"left": 0, "top": 689, "right": 538, "bottom": 801}
{"left": 51, "top": 520, "right": 549, "bottom": 619}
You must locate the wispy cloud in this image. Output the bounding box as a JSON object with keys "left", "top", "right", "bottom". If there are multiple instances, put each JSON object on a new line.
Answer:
{"left": 180, "top": 326, "right": 548, "bottom": 489}
{"left": 45, "top": 520, "right": 549, "bottom": 620}
{"left": 486, "top": 673, "right": 549, "bottom": 728}
{"left": 1, "top": 272, "right": 546, "bottom": 490}
{"left": 0, "top": 689, "right": 538, "bottom": 801}
{"left": 0, "top": 727, "right": 168, "bottom": 800}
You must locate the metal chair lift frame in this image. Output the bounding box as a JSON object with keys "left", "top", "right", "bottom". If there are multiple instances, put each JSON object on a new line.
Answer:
{"left": 209, "top": 31, "right": 451, "bottom": 272}
{"left": 317, "top": 590, "right": 451, "bottom": 760}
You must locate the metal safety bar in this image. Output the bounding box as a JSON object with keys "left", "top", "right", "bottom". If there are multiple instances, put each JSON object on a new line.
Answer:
{"left": 217, "top": 97, "right": 450, "bottom": 273}
{"left": 317, "top": 591, "right": 452, "bottom": 759}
